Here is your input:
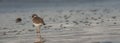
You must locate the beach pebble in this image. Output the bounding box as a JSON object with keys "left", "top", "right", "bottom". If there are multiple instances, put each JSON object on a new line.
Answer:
{"left": 16, "top": 17, "right": 22, "bottom": 23}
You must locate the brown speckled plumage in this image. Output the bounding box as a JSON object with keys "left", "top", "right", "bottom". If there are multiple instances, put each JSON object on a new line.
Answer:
{"left": 32, "top": 14, "right": 45, "bottom": 25}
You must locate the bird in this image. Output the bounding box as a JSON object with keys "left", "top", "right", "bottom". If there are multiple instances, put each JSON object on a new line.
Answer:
{"left": 32, "top": 14, "right": 45, "bottom": 26}
{"left": 32, "top": 14, "right": 45, "bottom": 43}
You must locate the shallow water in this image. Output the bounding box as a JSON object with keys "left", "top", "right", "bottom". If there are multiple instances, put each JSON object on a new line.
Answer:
{"left": 0, "top": 0, "right": 120, "bottom": 13}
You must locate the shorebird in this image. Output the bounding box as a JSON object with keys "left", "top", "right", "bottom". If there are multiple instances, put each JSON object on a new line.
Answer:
{"left": 32, "top": 14, "right": 45, "bottom": 43}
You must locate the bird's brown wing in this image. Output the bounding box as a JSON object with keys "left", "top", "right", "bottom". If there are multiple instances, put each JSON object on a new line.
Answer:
{"left": 39, "top": 17, "right": 46, "bottom": 25}
{"left": 32, "top": 17, "right": 45, "bottom": 25}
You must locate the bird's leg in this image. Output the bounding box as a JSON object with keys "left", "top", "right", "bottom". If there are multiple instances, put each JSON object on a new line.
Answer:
{"left": 35, "top": 25, "right": 41, "bottom": 42}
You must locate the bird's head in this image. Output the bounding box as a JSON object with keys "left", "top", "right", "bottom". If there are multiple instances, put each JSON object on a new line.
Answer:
{"left": 32, "top": 14, "right": 38, "bottom": 18}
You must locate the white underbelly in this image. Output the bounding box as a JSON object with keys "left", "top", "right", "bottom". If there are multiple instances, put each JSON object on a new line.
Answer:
{"left": 33, "top": 23, "right": 42, "bottom": 26}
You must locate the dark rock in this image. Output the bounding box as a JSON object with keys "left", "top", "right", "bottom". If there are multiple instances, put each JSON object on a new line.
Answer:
{"left": 16, "top": 17, "right": 22, "bottom": 23}
{"left": 28, "top": 29, "right": 34, "bottom": 32}
{"left": 96, "top": 22, "right": 99, "bottom": 24}
{"left": 91, "top": 17, "right": 97, "bottom": 20}
{"left": 113, "top": 22, "right": 117, "bottom": 24}
{"left": 84, "top": 21, "right": 89, "bottom": 23}
{"left": 98, "top": 17, "right": 101, "bottom": 19}
{"left": 48, "top": 26, "right": 52, "bottom": 27}
{"left": 44, "top": 26, "right": 47, "bottom": 28}
{"left": 63, "top": 27, "right": 67, "bottom": 28}
{"left": 65, "top": 20, "right": 69, "bottom": 22}
{"left": 3, "top": 32, "right": 7, "bottom": 35}
{"left": 73, "top": 21, "right": 79, "bottom": 25}
{"left": 80, "top": 21, "right": 83, "bottom": 23}
{"left": 3, "top": 27, "right": 8, "bottom": 29}
{"left": 112, "top": 16, "right": 116, "bottom": 19}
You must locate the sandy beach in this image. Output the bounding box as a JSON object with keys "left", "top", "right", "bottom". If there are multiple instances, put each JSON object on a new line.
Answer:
{"left": 1, "top": 0, "right": 120, "bottom": 43}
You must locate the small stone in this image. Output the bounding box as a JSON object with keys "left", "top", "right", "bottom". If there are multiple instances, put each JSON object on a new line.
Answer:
{"left": 3, "top": 27, "right": 8, "bottom": 29}
{"left": 80, "top": 21, "right": 83, "bottom": 23}
{"left": 98, "top": 17, "right": 101, "bottom": 19}
{"left": 96, "top": 22, "right": 99, "bottom": 24}
{"left": 3, "top": 32, "right": 7, "bottom": 35}
{"left": 14, "top": 30, "right": 17, "bottom": 32}
{"left": 28, "top": 29, "right": 34, "bottom": 32}
{"left": 44, "top": 26, "right": 47, "bottom": 28}
{"left": 63, "top": 27, "right": 67, "bottom": 28}
{"left": 113, "top": 22, "right": 117, "bottom": 24}
{"left": 112, "top": 16, "right": 116, "bottom": 19}
{"left": 73, "top": 21, "right": 79, "bottom": 25}
{"left": 48, "top": 26, "right": 52, "bottom": 27}
{"left": 16, "top": 17, "right": 22, "bottom": 23}
{"left": 66, "top": 20, "right": 69, "bottom": 22}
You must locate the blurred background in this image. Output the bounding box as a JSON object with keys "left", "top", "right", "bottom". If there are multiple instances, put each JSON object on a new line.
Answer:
{"left": 0, "top": 0, "right": 120, "bottom": 13}
{"left": 1, "top": 0, "right": 120, "bottom": 43}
